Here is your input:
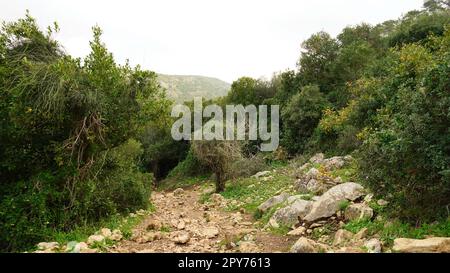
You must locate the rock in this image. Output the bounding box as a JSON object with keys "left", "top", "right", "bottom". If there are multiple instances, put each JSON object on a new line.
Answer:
{"left": 173, "top": 188, "right": 184, "bottom": 196}
{"left": 87, "top": 235, "right": 105, "bottom": 245}
{"left": 287, "top": 226, "right": 306, "bottom": 236}
{"left": 100, "top": 228, "right": 112, "bottom": 238}
{"left": 290, "top": 237, "right": 328, "bottom": 253}
{"left": 66, "top": 241, "right": 89, "bottom": 253}
{"left": 333, "top": 229, "right": 354, "bottom": 246}
{"left": 303, "top": 182, "right": 365, "bottom": 222}
{"left": 365, "top": 238, "right": 382, "bottom": 253}
{"left": 210, "top": 193, "right": 226, "bottom": 206}
{"left": 257, "top": 193, "right": 290, "bottom": 213}
{"left": 393, "top": 237, "right": 450, "bottom": 253}
{"left": 252, "top": 171, "right": 271, "bottom": 178}
{"left": 269, "top": 200, "right": 313, "bottom": 227}
{"left": 354, "top": 228, "right": 369, "bottom": 240}
{"left": 177, "top": 220, "right": 186, "bottom": 230}
{"left": 145, "top": 219, "right": 163, "bottom": 231}
{"left": 309, "top": 153, "right": 325, "bottom": 164}
{"left": 136, "top": 232, "right": 164, "bottom": 243}
{"left": 335, "top": 246, "right": 366, "bottom": 253}
{"left": 267, "top": 218, "right": 280, "bottom": 228}
{"left": 172, "top": 231, "right": 191, "bottom": 244}
{"left": 201, "top": 227, "right": 219, "bottom": 239}
{"left": 298, "top": 163, "right": 311, "bottom": 173}
{"left": 287, "top": 195, "right": 310, "bottom": 204}
{"left": 37, "top": 242, "right": 59, "bottom": 251}
{"left": 322, "top": 156, "right": 346, "bottom": 170}
{"left": 344, "top": 203, "right": 374, "bottom": 221}
{"left": 377, "top": 199, "right": 389, "bottom": 206}
{"left": 239, "top": 242, "right": 259, "bottom": 253}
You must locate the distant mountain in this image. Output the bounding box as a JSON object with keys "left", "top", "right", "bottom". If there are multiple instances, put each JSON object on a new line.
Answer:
{"left": 157, "top": 74, "right": 230, "bottom": 102}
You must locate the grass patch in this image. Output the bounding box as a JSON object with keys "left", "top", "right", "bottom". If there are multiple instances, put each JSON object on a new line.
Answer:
{"left": 46, "top": 203, "right": 155, "bottom": 252}
{"left": 344, "top": 217, "right": 450, "bottom": 247}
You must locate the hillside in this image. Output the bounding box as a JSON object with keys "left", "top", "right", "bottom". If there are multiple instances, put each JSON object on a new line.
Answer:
{"left": 157, "top": 74, "right": 230, "bottom": 102}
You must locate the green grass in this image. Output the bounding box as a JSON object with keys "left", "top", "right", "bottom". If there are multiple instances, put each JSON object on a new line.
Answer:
{"left": 344, "top": 217, "right": 450, "bottom": 247}
{"left": 220, "top": 171, "right": 294, "bottom": 216}
{"left": 47, "top": 203, "right": 155, "bottom": 252}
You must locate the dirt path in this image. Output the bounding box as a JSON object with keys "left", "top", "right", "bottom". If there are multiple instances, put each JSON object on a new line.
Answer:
{"left": 111, "top": 185, "right": 295, "bottom": 253}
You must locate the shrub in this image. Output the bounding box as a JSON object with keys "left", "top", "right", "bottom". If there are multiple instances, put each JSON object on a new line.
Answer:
{"left": 358, "top": 31, "right": 450, "bottom": 221}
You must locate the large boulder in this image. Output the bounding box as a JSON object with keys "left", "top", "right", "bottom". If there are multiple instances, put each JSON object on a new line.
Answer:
{"left": 290, "top": 237, "right": 328, "bottom": 253}
{"left": 269, "top": 200, "right": 313, "bottom": 227}
{"left": 393, "top": 237, "right": 450, "bottom": 253}
{"left": 333, "top": 229, "right": 354, "bottom": 246}
{"left": 295, "top": 168, "right": 338, "bottom": 194}
{"left": 303, "top": 182, "right": 365, "bottom": 222}
{"left": 322, "top": 156, "right": 346, "bottom": 170}
{"left": 344, "top": 203, "right": 374, "bottom": 221}
{"left": 257, "top": 193, "right": 290, "bottom": 213}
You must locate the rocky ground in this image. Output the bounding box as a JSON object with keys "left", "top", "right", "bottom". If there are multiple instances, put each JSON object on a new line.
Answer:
{"left": 34, "top": 153, "right": 450, "bottom": 253}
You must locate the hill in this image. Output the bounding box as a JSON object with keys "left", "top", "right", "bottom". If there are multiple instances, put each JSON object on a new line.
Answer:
{"left": 157, "top": 74, "right": 230, "bottom": 102}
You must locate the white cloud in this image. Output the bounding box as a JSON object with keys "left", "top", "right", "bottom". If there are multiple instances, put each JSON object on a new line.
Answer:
{"left": 0, "top": 0, "right": 424, "bottom": 82}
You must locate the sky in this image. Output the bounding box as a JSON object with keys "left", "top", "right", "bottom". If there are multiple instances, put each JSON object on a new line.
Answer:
{"left": 0, "top": 0, "right": 424, "bottom": 83}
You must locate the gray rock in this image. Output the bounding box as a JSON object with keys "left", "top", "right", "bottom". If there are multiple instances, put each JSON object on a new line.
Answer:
{"left": 269, "top": 200, "right": 313, "bottom": 227}
{"left": 309, "top": 153, "right": 325, "bottom": 164}
{"left": 290, "top": 237, "right": 328, "bottom": 253}
{"left": 344, "top": 203, "right": 374, "bottom": 221}
{"left": 257, "top": 193, "right": 290, "bottom": 213}
{"left": 365, "top": 238, "right": 382, "bottom": 253}
{"left": 333, "top": 229, "right": 354, "bottom": 246}
{"left": 303, "top": 182, "right": 365, "bottom": 222}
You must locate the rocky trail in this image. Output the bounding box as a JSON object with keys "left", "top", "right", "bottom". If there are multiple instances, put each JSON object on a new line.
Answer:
{"left": 111, "top": 186, "right": 295, "bottom": 253}
{"left": 34, "top": 153, "right": 450, "bottom": 254}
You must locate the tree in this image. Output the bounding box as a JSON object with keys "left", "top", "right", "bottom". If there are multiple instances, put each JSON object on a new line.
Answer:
{"left": 191, "top": 139, "right": 242, "bottom": 192}
{"left": 280, "top": 85, "right": 330, "bottom": 154}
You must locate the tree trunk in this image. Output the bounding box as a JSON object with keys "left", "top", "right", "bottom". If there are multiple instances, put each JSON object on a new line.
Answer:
{"left": 215, "top": 171, "right": 225, "bottom": 193}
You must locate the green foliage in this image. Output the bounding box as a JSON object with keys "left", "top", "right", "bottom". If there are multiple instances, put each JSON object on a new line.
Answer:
{"left": 0, "top": 14, "right": 167, "bottom": 251}
{"left": 281, "top": 85, "right": 330, "bottom": 154}
{"left": 358, "top": 29, "right": 450, "bottom": 221}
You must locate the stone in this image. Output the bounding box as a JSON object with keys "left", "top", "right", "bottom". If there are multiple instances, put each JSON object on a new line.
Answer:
{"left": 100, "top": 228, "right": 112, "bottom": 238}
{"left": 354, "top": 228, "right": 369, "bottom": 240}
{"left": 239, "top": 242, "right": 259, "bottom": 253}
{"left": 172, "top": 231, "right": 191, "bottom": 244}
{"left": 333, "top": 229, "right": 354, "bottom": 246}
{"left": 210, "top": 193, "right": 226, "bottom": 206}
{"left": 37, "top": 242, "right": 59, "bottom": 251}
{"left": 322, "top": 156, "right": 346, "bottom": 170}
{"left": 202, "top": 227, "right": 220, "bottom": 239}
{"left": 177, "top": 220, "right": 186, "bottom": 230}
{"left": 137, "top": 232, "right": 164, "bottom": 243}
{"left": 335, "top": 246, "right": 365, "bottom": 253}
{"left": 298, "top": 163, "right": 311, "bottom": 173}
{"left": 377, "top": 199, "right": 389, "bottom": 206}
{"left": 145, "top": 219, "right": 163, "bottom": 231}
{"left": 393, "top": 237, "right": 450, "bottom": 253}
{"left": 110, "top": 229, "right": 123, "bottom": 241}
{"left": 269, "top": 200, "right": 313, "bottom": 227}
{"left": 365, "top": 238, "right": 382, "bottom": 253}
{"left": 252, "top": 171, "right": 271, "bottom": 178}
{"left": 257, "top": 193, "right": 290, "bottom": 213}
{"left": 290, "top": 237, "right": 328, "bottom": 253}
{"left": 87, "top": 235, "right": 105, "bottom": 245}
{"left": 344, "top": 203, "right": 374, "bottom": 221}
{"left": 173, "top": 188, "right": 184, "bottom": 196}
{"left": 309, "top": 153, "right": 325, "bottom": 164}
{"left": 303, "top": 182, "right": 365, "bottom": 222}
{"left": 287, "top": 226, "right": 306, "bottom": 236}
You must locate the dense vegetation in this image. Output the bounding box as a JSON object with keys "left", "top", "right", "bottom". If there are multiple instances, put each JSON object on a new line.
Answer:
{"left": 1, "top": 1, "right": 449, "bottom": 252}
{"left": 0, "top": 13, "right": 171, "bottom": 251}
{"left": 170, "top": 1, "right": 450, "bottom": 222}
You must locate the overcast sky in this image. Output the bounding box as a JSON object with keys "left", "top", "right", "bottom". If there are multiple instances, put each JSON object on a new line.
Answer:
{"left": 1, "top": 0, "right": 424, "bottom": 83}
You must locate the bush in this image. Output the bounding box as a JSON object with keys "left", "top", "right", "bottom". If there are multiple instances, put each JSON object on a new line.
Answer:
{"left": 0, "top": 139, "right": 153, "bottom": 251}
{"left": 358, "top": 31, "right": 450, "bottom": 221}
{"left": 281, "top": 85, "right": 330, "bottom": 154}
